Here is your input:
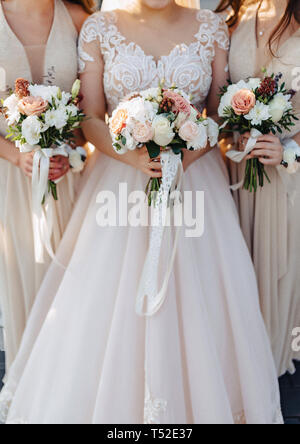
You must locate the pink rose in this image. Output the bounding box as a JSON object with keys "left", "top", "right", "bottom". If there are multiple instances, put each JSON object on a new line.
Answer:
{"left": 132, "top": 121, "right": 154, "bottom": 143}
{"left": 163, "top": 90, "right": 191, "bottom": 116}
{"left": 179, "top": 121, "right": 199, "bottom": 142}
{"left": 18, "top": 96, "right": 48, "bottom": 117}
{"left": 231, "top": 89, "right": 256, "bottom": 116}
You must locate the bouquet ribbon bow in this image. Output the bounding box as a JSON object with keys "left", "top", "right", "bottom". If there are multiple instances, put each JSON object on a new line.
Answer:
{"left": 136, "top": 150, "right": 183, "bottom": 317}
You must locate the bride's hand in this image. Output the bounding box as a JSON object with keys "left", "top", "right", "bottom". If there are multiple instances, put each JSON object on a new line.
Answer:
{"left": 49, "top": 156, "right": 70, "bottom": 181}
{"left": 246, "top": 134, "right": 283, "bottom": 166}
{"left": 133, "top": 146, "right": 162, "bottom": 178}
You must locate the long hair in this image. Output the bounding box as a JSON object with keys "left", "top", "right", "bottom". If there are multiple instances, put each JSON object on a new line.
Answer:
{"left": 215, "top": 0, "right": 300, "bottom": 53}
{"left": 66, "top": 0, "right": 96, "bottom": 14}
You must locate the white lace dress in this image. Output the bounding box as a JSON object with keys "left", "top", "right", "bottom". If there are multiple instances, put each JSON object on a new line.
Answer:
{"left": 0, "top": 10, "right": 282, "bottom": 424}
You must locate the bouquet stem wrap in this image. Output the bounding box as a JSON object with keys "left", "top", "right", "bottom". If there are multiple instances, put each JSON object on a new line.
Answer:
{"left": 136, "top": 150, "right": 183, "bottom": 317}
{"left": 31, "top": 145, "right": 69, "bottom": 263}
{"left": 226, "top": 128, "right": 262, "bottom": 191}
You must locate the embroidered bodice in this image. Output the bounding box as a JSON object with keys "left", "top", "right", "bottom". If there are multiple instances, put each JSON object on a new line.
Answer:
{"left": 78, "top": 10, "right": 229, "bottom": 115}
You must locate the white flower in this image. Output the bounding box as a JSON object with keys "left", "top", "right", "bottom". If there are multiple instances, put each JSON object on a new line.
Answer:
{"left": 22, "top": 115, "right": 42, "bottom": 145}
{"left": 152, "top": 115, "right": 175, "bottom": 147}
{"left": 60, "top": 92, "right": 72, "bottom": 106}
{"left": 187, "top": 122, "right": 208, "bottom": 150}
{"left": 45, "top": 107, "right": 68, "bottom": 130}
{"left": 140, "top": 88, "right": 161, "bottom": 101}
{"left": 269, "top": 93, "right": 293, "bottom": 123}
{"left": 174, "top": 112, "right": 188, "bottom": 129}
{"left": 189, "top": 107, "right": 199, "bottom": 123}
{"left": 244, "top": 101, "right": 271, "bottom": 126}
{"left": 218, "top": 84, "right": 240, "bottom": 117}
{"left": 206, "top": 118, "right": 219, "bottom": 147}
{"left": 29, "top": 85, "right": 60, "bottom": 103}
{"left": 69, "top": 147, "right": 87, "bottom": 173}
{"left": 66, "top": 104, "right": 79, "bottom": 117}
{"left": 122, "top": 128, "right": 138, "bottom": 151}
{"left": 283, "top": 148, "right": 299, "bottom": 174}
{"left": 247, "top": 78, "right": 261, "bottom": 91}
{"left": 3, "top": 94, "right": 20, "bottom": 125}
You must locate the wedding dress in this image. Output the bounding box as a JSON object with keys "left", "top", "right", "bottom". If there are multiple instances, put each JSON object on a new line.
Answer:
{"left": 0, "top": 10, "right": 282, "bottom": 424}
{"left": 229, "top": 5, "right": 300, "bottom": 377}
{"left": 0, "top": 0, "right": 80, "bottom": 370}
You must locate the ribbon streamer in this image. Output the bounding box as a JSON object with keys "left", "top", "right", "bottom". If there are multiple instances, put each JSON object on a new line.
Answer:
{"left": 136, "top": 150, "right": 183, "bottom": 317}
{"left": 31, "top": 145, "right": 69, "bottom": 263}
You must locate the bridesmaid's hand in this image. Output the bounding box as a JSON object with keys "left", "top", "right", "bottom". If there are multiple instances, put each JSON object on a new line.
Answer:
{"left": 133, "top": 146, "right": 162, "bottom": 178}
{"left": 17, "top": 152, "right": 34, "bottom": 177}
{"left": 49, "top": 156, "right": 70, "bottom": 182}
{"left": 247, "top": 134, "right": 283, "bottom": 166}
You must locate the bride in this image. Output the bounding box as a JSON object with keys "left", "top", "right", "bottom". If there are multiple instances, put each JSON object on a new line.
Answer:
{"left": 0, "top": 0, "right": 282, "bottom": 424}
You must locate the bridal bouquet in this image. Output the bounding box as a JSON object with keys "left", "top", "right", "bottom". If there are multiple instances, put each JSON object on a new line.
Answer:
{"left": 218, "top": 72, "right": 298, "bottom": 192}
{"left": 1, "top": 78, "right": 86, "bottom": 201}
{"left": 109, "top": 83, "right": 219, "bottom": 204}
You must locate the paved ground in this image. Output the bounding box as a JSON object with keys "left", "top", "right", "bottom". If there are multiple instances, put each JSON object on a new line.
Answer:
{"left": 0, "top": 350, "right": 299, "bottom": 423}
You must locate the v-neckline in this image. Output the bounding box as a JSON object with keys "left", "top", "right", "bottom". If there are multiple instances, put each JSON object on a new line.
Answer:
{"left": 110, "top": 10, "right": 202, "bottom": 66}
{"left": 0, "top": 0, "right": 58, "bottom": 83}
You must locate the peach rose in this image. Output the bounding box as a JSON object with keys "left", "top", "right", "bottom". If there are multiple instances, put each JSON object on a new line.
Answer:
{"left": 132, "top": 121, "right": 154, "bottom": 143}
{"left": 231, "top": 89, "right": 256, "bottom": 116}
{"left": 18, "top": 96, "right": 48, "bottom": 117}
{"left": 179, "top": 121, "right": 199, "bottom": 142}
{"left": 163, "top": 90, "right": 191, "bottom": 116}
{"left": 110, "top": 109, "right": 128, "bottom": 135}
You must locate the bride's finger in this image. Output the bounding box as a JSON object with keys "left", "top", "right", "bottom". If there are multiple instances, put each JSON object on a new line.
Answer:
{"left": 149, "top": 161, "right": 162, "bottom": 171}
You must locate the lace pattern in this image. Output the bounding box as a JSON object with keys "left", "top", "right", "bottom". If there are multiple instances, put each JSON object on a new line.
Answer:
{"left": 78, "top": 10, "right": 229, "bottom": 114}
{"left": 144, "top": 383, "right": 167, "bottom": 425}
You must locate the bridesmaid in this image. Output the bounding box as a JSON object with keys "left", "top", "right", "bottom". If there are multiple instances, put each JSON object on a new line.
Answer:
{"left": 0, "top": 0, "right": 95, "bottom": 370}
{"left": 216, "top": 0, "right": 300, "bottom": 376}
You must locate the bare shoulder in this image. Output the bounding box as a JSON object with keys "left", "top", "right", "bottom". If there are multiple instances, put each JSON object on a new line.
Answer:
{"left": 63, "top": 1, "right": 90, "bottom": 33}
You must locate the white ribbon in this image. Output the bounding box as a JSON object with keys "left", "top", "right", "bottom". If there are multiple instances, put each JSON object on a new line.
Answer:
{"left": 136, "top": 150, "right": 183, "bottom": 317}
{"left": 226, "top": 128, "right": 262, "bottom": 191}
{"left": 31, "top": 145, "right": 68, "bottom": 263}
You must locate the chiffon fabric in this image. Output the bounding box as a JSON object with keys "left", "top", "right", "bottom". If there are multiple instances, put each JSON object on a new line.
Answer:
{"left": 229, "top": 6, "right": 300, "bottom": 377}
{"left": 0, "top": 0, "right": 80, "bottom": 370}
{"left": 0, "top": 10, "right": 282, "bottom": 424}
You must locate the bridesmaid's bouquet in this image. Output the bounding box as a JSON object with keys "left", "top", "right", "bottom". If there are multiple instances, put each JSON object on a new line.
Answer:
{"left": 218, "top": 72, "right": 298, "bottom": 192}
{"left": 109, "top": 82, "right": 219, "bottom": 204}
{"left": 1, "top": 78, "right": 86, "bottom": 201}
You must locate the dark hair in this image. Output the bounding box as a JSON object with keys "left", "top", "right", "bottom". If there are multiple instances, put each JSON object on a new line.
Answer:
{"left": 215, "top": 0, "right": 300, "bottom": 54}
{"left": 66, "top": 0, "right": 96, "bottom": 14}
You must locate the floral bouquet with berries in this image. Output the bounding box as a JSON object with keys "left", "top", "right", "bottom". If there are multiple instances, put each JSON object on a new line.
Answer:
{"left": 1, "top": 78, "right": 86, "bottom": 201}
{"left": 218, "top": 71, "right": 298, "bottom": 192}
{"left": 109, "top": 82, "right": 219, "bottom": 205}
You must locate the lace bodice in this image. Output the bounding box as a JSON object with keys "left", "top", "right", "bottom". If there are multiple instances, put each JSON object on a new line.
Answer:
{"left": 78, "top": 10, "right": 229, "bottom": 115}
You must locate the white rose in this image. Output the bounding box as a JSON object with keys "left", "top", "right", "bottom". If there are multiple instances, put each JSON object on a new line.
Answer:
{"left": 206, "top": 118, "right": 219, "bottom": 147}
{"left": 218, "top": 85, "right": 240, "bottom": 117}
{"left": 122, "top": 128, "right": 138, "bottom": 151}
{"left": 189, "top": 107, "right": 199, "bottom": 123}
{"left": 174, "top": 112, "right": 188, "bottom": 129}
{"left": 187, "top": 122, "right": 208, "bottom": 150}
{"left": 22, "top": 115, "right": 42, "bottom": 146}
{"left": 3, "top": 94, "right": 20, "bottom": 125}
{"left": 152, "top": 115, "right": 175, "bottom": 147}
{"left": 140, "top": 88, "right": 160, "bottom": 101}
{"left": 269, "top": 93, "right": 293, "bottom": 123}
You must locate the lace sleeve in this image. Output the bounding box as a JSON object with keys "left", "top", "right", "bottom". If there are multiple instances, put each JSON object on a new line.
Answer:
{"left": 78, "top": 13, "right": 101, "bottom": 74}
{"left": 214, "top": 14, "right": 230, "bottom": 51}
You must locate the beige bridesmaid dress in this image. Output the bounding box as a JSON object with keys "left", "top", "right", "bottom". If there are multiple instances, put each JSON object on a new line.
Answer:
{"left": 0, "top": 0, "right": 79, "bottom": 370}
{"left": 229, "top": 7, "right": 300, "bottom": 376}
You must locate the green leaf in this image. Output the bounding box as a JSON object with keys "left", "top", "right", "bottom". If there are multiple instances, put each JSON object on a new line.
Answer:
{"left": 146, "top": 141, "right": 161, "bottom": 159}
